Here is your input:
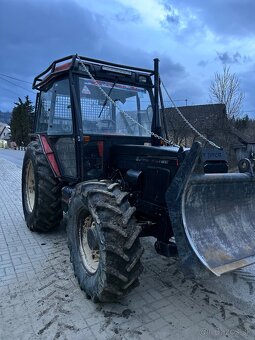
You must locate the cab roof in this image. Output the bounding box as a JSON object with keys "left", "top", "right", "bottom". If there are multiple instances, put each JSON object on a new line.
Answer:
{"left": 33, "top": 55, "right": 154, "bottom": 90}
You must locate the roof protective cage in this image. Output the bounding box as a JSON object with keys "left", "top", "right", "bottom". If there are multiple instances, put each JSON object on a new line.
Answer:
{"left": 33, "top": 55, "right": 154, "bottom": 90}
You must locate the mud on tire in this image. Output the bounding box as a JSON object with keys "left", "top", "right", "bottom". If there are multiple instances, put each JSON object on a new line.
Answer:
{"left": 22, "top": 141, "right": 63, "bottom": 232}
{"left": 67, "top": 181, "right": 144, "bottom": 302}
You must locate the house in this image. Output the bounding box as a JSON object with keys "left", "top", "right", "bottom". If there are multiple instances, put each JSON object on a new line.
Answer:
{"left": 162, "top": 103, "right": 228, "bottom": 147}
{"left": 0, "top": 124, "right": 11, "bottom": 139}
{"left": 161, "top": 103, "right": 250, "bottom": 167}
{"left": 230, "top": 127, "right": 255, "bottom": 161}
{"left": 0, "top": 123, "right": 11, "bottom": 148}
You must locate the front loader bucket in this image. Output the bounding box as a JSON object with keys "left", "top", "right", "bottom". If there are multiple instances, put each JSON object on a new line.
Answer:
{"left": 166, "top": 142, "right": 255, "bottom": 276}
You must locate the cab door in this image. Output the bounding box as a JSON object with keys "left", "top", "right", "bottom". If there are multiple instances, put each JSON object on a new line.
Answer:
{"left": 35, "top": 77, "right": 77, "bottom": 181}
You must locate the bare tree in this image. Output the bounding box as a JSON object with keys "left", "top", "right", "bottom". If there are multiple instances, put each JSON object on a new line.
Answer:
{"left": 210, "top": 65, "right": 244, "bottom": 119}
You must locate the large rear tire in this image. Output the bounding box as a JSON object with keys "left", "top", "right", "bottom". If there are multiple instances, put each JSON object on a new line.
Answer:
{"left": 22, "top": 141, "right": 62, "bottom": 232}
{"left": 67, "top": 181, "right": 144, "bottom": 302}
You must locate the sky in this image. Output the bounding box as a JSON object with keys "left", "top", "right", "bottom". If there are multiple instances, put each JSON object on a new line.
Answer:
{"left": 0, "top": 0, "right": 255, "bottom": 116}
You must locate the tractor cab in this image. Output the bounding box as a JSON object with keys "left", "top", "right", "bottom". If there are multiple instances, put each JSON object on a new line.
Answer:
{"left": 32, "top": 55, "right": 167, "bottom": 182}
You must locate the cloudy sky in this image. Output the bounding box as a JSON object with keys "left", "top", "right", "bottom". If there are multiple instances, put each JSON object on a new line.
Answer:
{"left": 1, "top": 0, "right": 255, "bottom": 116}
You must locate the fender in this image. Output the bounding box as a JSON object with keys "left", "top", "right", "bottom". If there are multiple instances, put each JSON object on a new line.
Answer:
{"left": 39, "top": 135, "right": 61, "bottom": 177}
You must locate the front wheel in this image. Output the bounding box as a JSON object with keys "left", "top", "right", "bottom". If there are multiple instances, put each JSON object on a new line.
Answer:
{"left": 67, "top": 181, "right": 144, "bottom": 302}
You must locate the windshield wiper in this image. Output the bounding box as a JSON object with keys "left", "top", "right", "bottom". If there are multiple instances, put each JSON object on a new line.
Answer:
{"left": 98, "top": 81, "right": 116, "bottom": 118}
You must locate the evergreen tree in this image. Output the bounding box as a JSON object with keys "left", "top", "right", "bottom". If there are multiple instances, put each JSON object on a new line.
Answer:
{"left": 10, "top": 96, "right": 34, "bottom": 146}
{"left": 234, "top": 115, "right": 249, "bottom": 130}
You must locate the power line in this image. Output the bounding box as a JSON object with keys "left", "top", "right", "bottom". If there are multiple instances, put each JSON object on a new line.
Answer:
{"left": 0, "top": 73, "right": 32, "bottom": 85}
{"left": 0, "top": 83, "right": 23, "bottom": 97}
{"left": 0, "top": 76, "right": 35, "bottom": 94}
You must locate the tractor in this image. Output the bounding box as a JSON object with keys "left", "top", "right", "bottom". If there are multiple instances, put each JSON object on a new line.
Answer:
{"left": 22, "top": 55, "right": 255, "bottom": 302}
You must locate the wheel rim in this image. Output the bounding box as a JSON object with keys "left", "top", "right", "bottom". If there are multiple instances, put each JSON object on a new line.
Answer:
{"left": 78, "top": 214, "right": 100, "bottom": 274}
{"left": 25, "top": 160, "right": 35, "bottom": 213}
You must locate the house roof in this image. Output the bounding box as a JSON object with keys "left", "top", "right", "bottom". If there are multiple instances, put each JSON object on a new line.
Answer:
{"left": 162, "top": 103, "right": 227, "bottom": 132}
{"left": 230, "top": 126, "right": 255, "bottom": 145}
{"left": 162, "top": 103, "right": 255, "bottom": 148}
{"left": 0, "top": 125, "right": 11, "bottom": 140}
{"left": 0, "top": 126, "right": 5, "bottom": 137}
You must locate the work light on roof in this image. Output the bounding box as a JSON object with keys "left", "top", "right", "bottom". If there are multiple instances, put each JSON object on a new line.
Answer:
{"left": 101, "top": 65, "right": 132, "bottom": 75}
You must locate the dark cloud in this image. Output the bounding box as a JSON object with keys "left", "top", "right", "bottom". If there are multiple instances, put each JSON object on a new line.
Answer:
{"left": 165, "top": 13, "right": 179, "bottom": 25}
{"left": 198, "top": 60, "right": 209, "bottom": 67}
{"left": 161, "top": 3, "right": 205, "bottom": 41}
{"left": 164, "top": 4, "right": 180, "bottom": 26}
{"left": 163, "top": 0, "right": 255, "bottom": 38}
{"left": 0, "top": 0, "right": 108, "bottom": 110}
{"left": 0, "top": 0, "right": 106, "bottom": 76}
{"left": 0, "top": 0, "right": 187, "bottom": 111}
{"left": 216, "top": 52, "right": 251, "bottom": 64}
{"left": 217, "top": 52, "right": 241, "bottom": 64}
{"left": 159, "top": 54, "right": 187, "bottom": 83}
{"left": 115, "top": 7, "right": 141, "bottom": 23}
{"left": 157, "top": 54, "right": 203, "bottom": 107}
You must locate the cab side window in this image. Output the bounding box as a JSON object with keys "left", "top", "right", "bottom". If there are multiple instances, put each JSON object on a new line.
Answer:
{"left": 36, "top": 79, "right": 73, "bottom": 135}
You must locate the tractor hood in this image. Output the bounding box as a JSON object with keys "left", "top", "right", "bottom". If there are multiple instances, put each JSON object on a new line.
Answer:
{"left": 110, "top": 144, "right": 185, "bottom": 169}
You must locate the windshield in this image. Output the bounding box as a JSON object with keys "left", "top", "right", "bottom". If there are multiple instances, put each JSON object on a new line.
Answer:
{"left": 79, "top": 78, "right": 153, "bottom": 136}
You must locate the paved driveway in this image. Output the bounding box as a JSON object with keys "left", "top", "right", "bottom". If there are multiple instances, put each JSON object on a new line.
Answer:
{"left": 0, "top": 155, "right": 255, "bottom": 339}
{"left": 0, "top": 149, "right": 25, "bottom": 168}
